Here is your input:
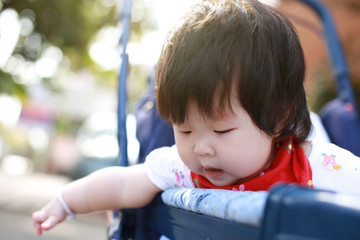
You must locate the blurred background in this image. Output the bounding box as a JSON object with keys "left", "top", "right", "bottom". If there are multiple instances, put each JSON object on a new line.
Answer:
{"left": 0, "top": 0, "right": 359, "bottom": 239}
{"left": 0, "top": 0, "right": 198, "bottom": 239}
{"left": 0, "top": 0, "right": 200, "bottom": 180}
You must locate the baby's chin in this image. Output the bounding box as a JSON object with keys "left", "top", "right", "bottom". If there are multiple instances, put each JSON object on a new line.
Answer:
{"left": 206, "top": 174, "right": 244, "bottom": 187}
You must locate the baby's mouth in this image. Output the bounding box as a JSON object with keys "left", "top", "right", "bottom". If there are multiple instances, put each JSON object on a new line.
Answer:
{"left": 204, "top": 167, "right": 224, "bottom": 179}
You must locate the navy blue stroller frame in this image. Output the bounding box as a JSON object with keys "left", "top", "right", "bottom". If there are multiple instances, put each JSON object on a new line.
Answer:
{"left": 107, "top": 0, "right": 360, "bottom": 239}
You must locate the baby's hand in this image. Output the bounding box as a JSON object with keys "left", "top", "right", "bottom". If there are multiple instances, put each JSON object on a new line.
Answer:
{"left": 32, "top": 197, "right": 67, "bottom": 235}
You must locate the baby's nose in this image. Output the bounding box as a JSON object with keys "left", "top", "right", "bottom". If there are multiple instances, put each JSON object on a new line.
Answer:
{"left": 193, "top": 138, "right": 215, "bottom": 156}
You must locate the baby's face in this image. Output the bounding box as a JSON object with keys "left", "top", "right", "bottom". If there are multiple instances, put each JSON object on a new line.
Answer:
{"left": 173, "top": 98, "right": 274, "bottom": 187}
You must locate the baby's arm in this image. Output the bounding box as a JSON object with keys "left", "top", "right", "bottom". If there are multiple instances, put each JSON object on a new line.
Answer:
{"left": 32, "top": 164, "right": 161, "bottom": 235}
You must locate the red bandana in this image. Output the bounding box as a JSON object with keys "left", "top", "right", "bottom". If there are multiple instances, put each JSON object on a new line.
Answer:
{"left": 191, "top": 137, "right": 313, "bottom": 191}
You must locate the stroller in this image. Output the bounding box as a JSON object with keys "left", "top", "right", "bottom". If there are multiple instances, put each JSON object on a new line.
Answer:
{"left": 107, "top": 0, "right": 360, "bottom": 239}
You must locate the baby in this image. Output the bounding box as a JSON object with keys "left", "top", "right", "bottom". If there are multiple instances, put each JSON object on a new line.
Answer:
{"left": 33, "top": 0, "right": 360, "bottom": 235}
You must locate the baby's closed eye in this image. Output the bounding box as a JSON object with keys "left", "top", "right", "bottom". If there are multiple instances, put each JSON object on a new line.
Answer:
{"left": 213, "top": 128, "right": 236, "bottom": 134}
{"left": 180, "top": 130, "right": 192, "bottom": 134}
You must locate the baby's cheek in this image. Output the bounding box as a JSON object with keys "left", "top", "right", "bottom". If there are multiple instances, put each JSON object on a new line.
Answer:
{"left": 224, "top": 155, "right": 258, "bottom": 176}
{"left": 177, "top": 148, "right": 196, "bottom": 169}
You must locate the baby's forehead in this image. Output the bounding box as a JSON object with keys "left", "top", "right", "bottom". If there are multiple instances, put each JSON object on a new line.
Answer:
{"left": 211, "top": 104, "right": 236, "bottom": 120}
{"left": 188, "top": 95, "right": 238, "bottom": 120}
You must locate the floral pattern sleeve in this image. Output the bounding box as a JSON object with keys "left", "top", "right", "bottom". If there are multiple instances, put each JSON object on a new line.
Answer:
{"left": 144, "top": 145, "right": 194, "bottom": 190}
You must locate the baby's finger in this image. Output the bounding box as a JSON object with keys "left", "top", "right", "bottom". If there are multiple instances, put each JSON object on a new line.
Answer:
{"left": 32, "top": 210, "right": 48, "bottom": 222}
{"left": 34, "top": 222, "right": 43, "bottom": 236}
{"left": 41, "top": 215, "right": 63, "bottom": 231}
{"left": 32, "top": 210, "right": 48, "bottom": 235}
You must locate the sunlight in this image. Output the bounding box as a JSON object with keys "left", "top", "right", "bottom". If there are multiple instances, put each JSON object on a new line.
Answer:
{"left": 0, "top": 94, "right": 22, "bottom": 128}
{"left": 128, "top": 0, "right": 199, "bottom": 66}
{"left": 28, "top": 127, "right": 49, "bottom": 151}
{"left": 0, "top": 8, "right": 20, "bottom": 68}
{"left": 35, "top": 46, "right": 63, "bottom": 78}
{"left": 0, "top": 154, "right": 32, "bottom": 175}
{"left": 89, "top": 0, "right": 199, "bottom": 68}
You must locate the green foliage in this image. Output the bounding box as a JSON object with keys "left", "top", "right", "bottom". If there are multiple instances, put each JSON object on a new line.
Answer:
{"left": 3, "top": 0, "right": 116, "bottom": 69}
{"left": 1, "top": 0, "right": 157, "bottom": 92}
{"left": 0, "top": 70, "right": 26, "bottom": 99}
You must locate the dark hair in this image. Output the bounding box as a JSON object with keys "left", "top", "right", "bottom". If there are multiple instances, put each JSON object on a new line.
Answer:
{"left": 155, "top": 0, "right": 311, "bottom": 143}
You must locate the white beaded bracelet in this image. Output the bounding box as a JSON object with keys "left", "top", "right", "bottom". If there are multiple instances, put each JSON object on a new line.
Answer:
{"left": 56, "top": 193, "right": 76, "bottom": 220}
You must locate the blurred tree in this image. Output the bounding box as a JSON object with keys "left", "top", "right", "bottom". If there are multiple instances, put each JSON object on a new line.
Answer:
{"left": 0, "top": 0, "right": 157, "bottom": 94}
{"left": 3, "top": 0, "right": 116, "bottom": 68}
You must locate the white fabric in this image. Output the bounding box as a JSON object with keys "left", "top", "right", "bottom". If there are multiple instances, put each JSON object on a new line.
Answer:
{"left": 144, "top": 145, "right": 194, "bottom": 190}
{"left": 307, "top": 111, "right": 330, "bottom": 143}
{"left": 307, "top": 140, "right": 360, "bottom": 195}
